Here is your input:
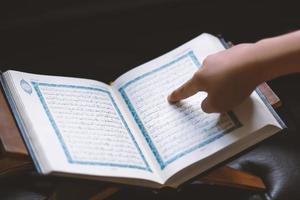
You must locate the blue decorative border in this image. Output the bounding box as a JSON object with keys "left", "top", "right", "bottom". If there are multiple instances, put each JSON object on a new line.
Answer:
{"left": 32, "top": 82, "right": 151, "bottom": 172}
{"left": 119, "top": 51, "right": 242, "bottom": 169}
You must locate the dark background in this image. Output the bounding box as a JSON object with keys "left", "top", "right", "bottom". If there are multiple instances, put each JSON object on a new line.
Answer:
{"left": 0, "top": 0, "right": 299, "bottom": 82}
{"left": 0, "top": 1, "right": 300, "bottom": 199}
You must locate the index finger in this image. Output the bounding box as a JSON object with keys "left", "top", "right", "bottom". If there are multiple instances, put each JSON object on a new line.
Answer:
{"left": 167, "top": 72, "right": 205, "bottom": 103}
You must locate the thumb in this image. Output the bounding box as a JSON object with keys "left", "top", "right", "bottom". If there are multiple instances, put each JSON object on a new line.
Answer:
{"left": 201, "top": 96, "right": 215, "bottom": 113}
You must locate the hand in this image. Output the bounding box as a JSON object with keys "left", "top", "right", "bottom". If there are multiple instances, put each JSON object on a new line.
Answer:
{"left": 168, "top": 31, "right": 300, "bottom": 113}
{"left": 168, "top": 44, "right": 261, "bottom": 113}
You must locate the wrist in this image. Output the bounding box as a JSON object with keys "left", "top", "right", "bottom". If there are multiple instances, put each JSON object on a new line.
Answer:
{"left": 245, "top": 40, "right": 281, "bottom": 84}
{"left": 234, "top": 43, "right": 270, "bottom": 86}
{"left": 251, "top": 31, "right": 300, "bottom": 81}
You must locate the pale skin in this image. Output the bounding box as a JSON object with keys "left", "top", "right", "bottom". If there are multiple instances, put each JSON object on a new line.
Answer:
{"left": 168, "top": 30, "right": 300, "bottom": 113}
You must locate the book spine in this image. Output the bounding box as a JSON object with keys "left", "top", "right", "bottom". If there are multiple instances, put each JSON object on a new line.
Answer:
{"left": 255, "top": 88, "right": 286, "bottom": 128}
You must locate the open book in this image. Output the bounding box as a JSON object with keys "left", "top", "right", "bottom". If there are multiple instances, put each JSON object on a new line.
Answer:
{"left": 0, "top": 33, "right": 285, "bottom": 188}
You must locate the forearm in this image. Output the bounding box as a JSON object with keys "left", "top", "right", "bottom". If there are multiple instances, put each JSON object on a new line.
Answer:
{"left": 249, "top": 30, "right": 300, "bottom": 83}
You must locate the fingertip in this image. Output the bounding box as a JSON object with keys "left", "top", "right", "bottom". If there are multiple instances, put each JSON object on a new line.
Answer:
{"left": 167, "top": 93, "right": 177, "bottom": 103}
{"left": 167, "top": 94, "right": 172, "bottom": 102}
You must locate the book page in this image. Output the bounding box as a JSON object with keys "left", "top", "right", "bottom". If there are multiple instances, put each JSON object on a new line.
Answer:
{"left": 3, "top": 70, "right": 159, "bottom": 183}
{"left": 112, "top": 33, "right": 282, "bottom": 182}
